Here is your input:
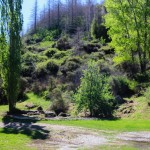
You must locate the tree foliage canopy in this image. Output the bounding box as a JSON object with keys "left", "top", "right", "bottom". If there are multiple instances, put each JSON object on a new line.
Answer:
{"left": 105, "top": 0, "right": 150, "bottom": 73}
{"left": 74, "top": 60, "right": 114, "bottom": 117}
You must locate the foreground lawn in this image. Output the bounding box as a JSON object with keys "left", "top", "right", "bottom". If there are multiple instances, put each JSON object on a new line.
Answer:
{"left": 42, "top": 119, "right": 150, "bottom": 132}
{"left": 0, "top": 129, "right": 35, "bottom": 150}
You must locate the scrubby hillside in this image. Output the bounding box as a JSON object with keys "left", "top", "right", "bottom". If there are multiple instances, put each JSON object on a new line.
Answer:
{"left": 12, "top": 30, "right": 148, "bottom": 119}
{"left": 0, "top": 1, "right": 150, "bottom": 118}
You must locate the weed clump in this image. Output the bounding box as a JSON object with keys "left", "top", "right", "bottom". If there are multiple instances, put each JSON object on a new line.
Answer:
{"left": 110, "top": 76, "right": 137, "bottom": 97}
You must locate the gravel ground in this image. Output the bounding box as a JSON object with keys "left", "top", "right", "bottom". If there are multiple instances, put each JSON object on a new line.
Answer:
{"left": 0, "top": 122, "right": 150, "bottom": 150}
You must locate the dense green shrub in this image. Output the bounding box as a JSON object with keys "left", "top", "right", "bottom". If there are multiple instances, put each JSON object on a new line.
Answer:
{"left": 43, "top": 48, "right": 57, "bottom": 58}
{"left": 91, "top": 18, "right": 109, "bottom": 42}
{"left": 25, "top": 37, "right": 37, "bottom": 45}
{"left": 61, "top": 61, "right": 80, "bottom": 76}
{"left": 36, "top": 60, "right": 59, "bottom": 77}
{"left": 67, "top": 56, "right": 82, "bottom": 64}
{"left": 118, "top": 61, "right": 140, "bottom": 78}
{"left": 21, "top": 64, "right": 35, "bottom": 77}
{"left": 21, "top": 52, "right": 47, "bottom": 77}
{"left": 67, "top": 61, "right": 80, "bottom": 71}
{"left": 36, "top": 62, "right": 48, "bottom": 77}
{"left": 32, "top": 82, "right": 47, "bottom": 95}
{"left": 134, "top": 72, "right": 150, "bottom": 83}
{"left": 22, "top": 51, "right": 47, "bottom": 63}
{"left": 110, "top": 76, "right": 137, "bottom": 97}
{"left": 46, "top": 60, "right": 59, "bottom": 75}
{"left": 83, "top": 43, "right": 100, "bottom": 53}
{"left": 30, "top": 28, "right": 60, "bottom": 42}
{"left": 43, "top": 29, "right": 60, "bottom": 41}
{"left": 43, "top": 77, "right": 57, "bottom": 100}
{"left": 53, "top": 51, "right": 67, "bottom": 59}
{"left": 66, "top": 70, "right": 82, "bottom": 89}
{"left": 60, "top": 56, "right": 81, "bottom": 75}
{"left": 50, "top": 88, "right": 68, "bottom": 115}
{"left": 74, "top": 60, "right": 114, "bottom": 117}
{"left": 56, "top": 36, "right": 71, "bottom": 50}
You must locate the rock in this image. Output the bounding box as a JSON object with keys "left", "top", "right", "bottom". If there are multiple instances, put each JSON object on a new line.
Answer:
{"left": 25, "top": 103, "right": 36, "bottom": 109}
{"left": 58, "top": 112, "right": 69, "bottom": 117}
{"left": 122, "top": 107, "right": 134, "bottom": 114}
{"left": 37, "top": 106, "right": 45, "bottom": 114}
{"left": 128, "top": 100, "right": 134, "bottom": 103}
{"left": 37, "top": 106, "right": 43, "bottom": 111}
{"left": 45, "top": 111, "right": 56, "bottom": 118}
{"left": 27, "top": 111, "right": 40, "bottom": 116}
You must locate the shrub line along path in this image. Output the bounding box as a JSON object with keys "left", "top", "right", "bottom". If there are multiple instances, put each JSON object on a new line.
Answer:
{"left": 0, "top": 121, "right": 150, "bottom": 150}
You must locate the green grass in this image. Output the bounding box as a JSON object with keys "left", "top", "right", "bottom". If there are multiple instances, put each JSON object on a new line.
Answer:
{"left": 0, "top": 94, "right": 149, "bottom": 149}
{"left": 0, "top": 105, "right": 8, "bottom": 116}
{"left": 0, "top": 94, "right": 150, "bottom": 132}
{"left": 42, "top": 119, "right": 150, "bottom": 132}
{"left": 18, "top": 93, "right": 50, "bottom": 110}
{"left": 39, "top": 41, "right": 55, "bottom": 48}
{"left": 0, "top": 92, "right": 50, "bottom": 121}
{"left": 0, "top": 129, "right": 35, "bottom": 150}
{"left": 129, "top": 96, "right": 150, "bottom": 119}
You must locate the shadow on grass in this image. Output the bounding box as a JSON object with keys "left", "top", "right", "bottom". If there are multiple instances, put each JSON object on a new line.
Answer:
{"left": 1, "top": 114, "right": 49, "bottom": 140}
{"left": 98, "top": 116, "right": 120, "bottom": 121}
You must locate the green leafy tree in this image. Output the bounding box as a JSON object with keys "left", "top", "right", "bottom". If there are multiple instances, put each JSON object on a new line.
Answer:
{"left": 105, "top": 0, "right": 150, "bottom": 73}
{"left": 0, "top": 0, "right": 23, "bottom": 112}
{"left": 74, "top": 60, "right": 114, "bottom": 117}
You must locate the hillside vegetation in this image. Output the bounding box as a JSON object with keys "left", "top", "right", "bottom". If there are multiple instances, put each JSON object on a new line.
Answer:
{"left": 0, "top": 1, "right": 150, "bottom": 120}
{"left": 1, "top": 30, "right": 149, "bottom": 119}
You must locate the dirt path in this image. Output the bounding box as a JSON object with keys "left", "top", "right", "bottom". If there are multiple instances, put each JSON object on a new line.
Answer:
{"left": 0, "top": 122, "right": 150, "bottom": 150}
{"left": 32, "top": 123, "right": 109, "bottom": 150}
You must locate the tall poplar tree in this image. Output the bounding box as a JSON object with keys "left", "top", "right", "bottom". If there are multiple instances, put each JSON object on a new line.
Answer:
{"left": 0, "top": 0, "right": 23, "bottom": 113}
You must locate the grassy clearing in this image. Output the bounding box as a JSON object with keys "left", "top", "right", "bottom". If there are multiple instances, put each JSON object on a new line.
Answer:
{"left": 0, "top": 128, "right": 35, "bottom": 150}
{"left": 0, "top": 94, "right": 149, "bottom": 132}
{"left": 0, "top": 93, "right": 50, "bottom": 121}
{"left": 19, "top": 93, "right": 50, "bottom": 110}
{"left": 0, "top": 94, "right": 149, "bottom": 150}
{"left": 0, "top": 105, "right": 8, "bottom": 116}
{"left": 114, "top": 95, "right": 150, "bottom": 120}
{"left": 129, "top": 96, "right": 150, "bottom": 119}
{"left": 42, "top": 119, "right": 150, "bottom": 132}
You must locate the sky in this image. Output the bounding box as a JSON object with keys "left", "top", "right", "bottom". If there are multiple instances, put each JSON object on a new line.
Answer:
{"left": 22, "top": 0, "right": 47, "bottom": 32}
{"left": 22, "top": 0, "right": 103, "bottom": 33}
